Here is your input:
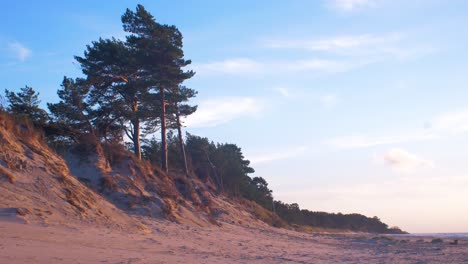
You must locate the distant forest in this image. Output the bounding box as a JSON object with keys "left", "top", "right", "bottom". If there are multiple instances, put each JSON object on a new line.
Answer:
{"left": 0, "top": 5, "right": 404, "bottom": 234}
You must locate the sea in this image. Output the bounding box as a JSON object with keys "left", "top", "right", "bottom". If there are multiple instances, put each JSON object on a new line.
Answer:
{"left": 395, "top": 233, "right": 468, "bottom": 239}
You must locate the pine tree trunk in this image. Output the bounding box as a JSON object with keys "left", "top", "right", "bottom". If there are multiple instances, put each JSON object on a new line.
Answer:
{"left": 132, "top": 99, "right": 141, "bottom": 160}
{"left": 160, "top": 87, "right": 168, "bottom": 173}
{"left": 133, "top": 119, "right": 141, "bottom": 160}
{"left": 175, "top": 103, "right": 189, "bottom": 176}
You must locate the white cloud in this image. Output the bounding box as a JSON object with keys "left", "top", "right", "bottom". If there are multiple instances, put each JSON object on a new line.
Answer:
{"left": 327, "top": 0, "right": 381, "bottom": 12}
{"left": 265, "top": 33, "right": 433, "bottom": 61}
{"left": 183, "top": 97, "right": 265, "bottom": 128}
{"left": 320, "top": 94, "right": 339, "bottom": 108}
{"left": 196, "top": 32, "right": 428, "bottom": 77}
{"left": 325, "top": 132, "right": 436, "bottom": 149}
{"left": 249, "top": 146, "right": 309, "bottom": 164}
{"left": 8, "top": 42, "right": 32, "bottom": 61}
{"left": 263, "top": 32, "right": 433, "bottom": 67}
{"left": 379, "top": 148, "right": 433, "bottom": 174}
{"left": 195, "top": 58, "right": 368, "bottom": 76}
{"left": 284, "top": 59, "right": 368, "bottom": 73}
{"left": 431, "top": 109, "right": 468, "bottom": 134}
{"left": 194, "top": 58, "right": 263, "bottom": 75}
{"left": 266, "top": 33, "right": 401, "bottom": 53}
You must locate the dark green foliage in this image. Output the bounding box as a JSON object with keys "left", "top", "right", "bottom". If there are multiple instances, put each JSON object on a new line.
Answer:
{"left": 72, "top": 5, "right": 196, "bottom": 163}
{"left": 246, "top": 177, "right": 274, "bottom": 209}
{"left": 141, "top": 137, "right": 162, "bottom": 166}
{"left": 47, "top": 77, "right": 95, "bottom": 141}
{"left": 121, "top": 5, "right": 195, "bottom": 89}
{"left": 168, "top": 132, "right": 402, "bottom": 232}
{"left": 141, "top": 132, "right": 185, "bottom": 170}
{"left": 164, "top": 86, "right": 197, "bottom": 134}
{"left": 121, "top": 4, "right": 195, "bottom": 166}
{"left": 184, "top": 134, "right": 275, "bottom": 209}
{"left": 273, "top": 201, "right": 403, "bottom": 233}
{"left": 5, "top": 86, "right": 49, "bottom": 127}
{"left": 210, "top": 143, "right": 254, "bottom": 196}
{"left": 74, "top": 37, "right": 149, "bottom": 158}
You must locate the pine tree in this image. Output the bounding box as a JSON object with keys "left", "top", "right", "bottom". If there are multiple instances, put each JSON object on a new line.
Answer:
{"left": 5, "top": 86, "right": 49, "bottom": 126}
{"left": 47, "top": 77, "right": 95, "bottom": 139}
{"left": 121, "top": 4, "right": 195, "bottom": 170}
{"left": 75, "top": 38, "right": 157, "bottom": 159}
{"left": 167, "top": 85, "right": 197, "bottom": 175}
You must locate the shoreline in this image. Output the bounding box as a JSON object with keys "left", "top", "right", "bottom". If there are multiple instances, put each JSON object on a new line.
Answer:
{"left": 1, "top": 219, "right": 467, "bottom": 264}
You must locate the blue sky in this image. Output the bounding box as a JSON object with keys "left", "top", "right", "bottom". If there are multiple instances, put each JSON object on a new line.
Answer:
{"left": 2, "top": 0, "right": 468, "bottom": 232}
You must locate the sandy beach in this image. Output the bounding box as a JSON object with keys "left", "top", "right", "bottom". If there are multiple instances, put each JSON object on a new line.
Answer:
{"left": 2, "top": 3, "right": 468, "bottom": 264}
{"left": 1, "top": 219, "right": 467, "bottom": 264}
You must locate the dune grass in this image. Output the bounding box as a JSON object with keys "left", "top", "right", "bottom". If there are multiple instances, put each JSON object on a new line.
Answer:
{"left": 0, "top": 165, "right": 16, "bottom": 183}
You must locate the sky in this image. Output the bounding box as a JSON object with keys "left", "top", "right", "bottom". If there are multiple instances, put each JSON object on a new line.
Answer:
{"left": 1, "top": 0, "right": 468, "bottom": 233}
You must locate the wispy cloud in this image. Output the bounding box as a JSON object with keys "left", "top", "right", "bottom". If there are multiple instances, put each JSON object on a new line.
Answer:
{"left": 327, "top": 0, "right": 381, "bottom": 12}
{"left": 325, "top": 132, "right": 436, "bottom": 149}
{"left": 266, "top": 33, "right": 401, "bottom": 53}
{"left": 284, "top": 59, "right": 368, "bottom": 73}
{"left": 378, "top": 148, "right": 434, "bottom": 174}
{"left": 8, "top": 42, "right": 32, "bottom": 61}
{"left": 194, "top": 58, "right": 263, "bottom": 76}
{"left": 264, "top": 32, "right": 434, "bottom": 61}
{"left": 274, "top": 87, "right": 293, "bottom": 98}
{"left": 325, "top": 108, "right": 468, "bottom": 150}
{"left": 197, "top": 32, "right": 431, "bottom": 77}
{"left": 249, "top": 146, "right": 309, "bottom": 164}
{"left": 194, "top": 58, "right": 370, "bottom": 76}
{"left": 320, "top": 94, "right": 339, "bottom": 108}
{"left": 431, "top": 109, "right": 468, "bottom": 134}
{"left": 184, "top": 96, "right": 265, "bottom": 128}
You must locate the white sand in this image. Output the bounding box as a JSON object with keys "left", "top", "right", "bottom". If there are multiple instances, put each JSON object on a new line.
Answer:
{"left": 1, "top": 218, "right": 467, "bottom": 264}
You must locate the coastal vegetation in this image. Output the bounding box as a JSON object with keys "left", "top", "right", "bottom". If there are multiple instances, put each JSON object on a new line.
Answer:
{"left": 0, "top": 5, "right": 403, "bottom": 234}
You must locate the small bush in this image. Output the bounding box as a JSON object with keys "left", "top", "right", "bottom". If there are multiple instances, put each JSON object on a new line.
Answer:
{"left": 102, "top": 142, "right": 129, "bottom": 166}
{"left": 71, "top": 134, "right": 100, "bottom": 160}
{"left": 0, "top": 111, "right": 41, "bottom": 141}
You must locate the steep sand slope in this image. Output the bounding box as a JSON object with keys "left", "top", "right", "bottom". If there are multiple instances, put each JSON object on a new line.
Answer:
{"left": 0, "top": 117, "right": 146, "bottom": 230}
{"left": 0, "top": 114, "right": 279, "bottom": 231}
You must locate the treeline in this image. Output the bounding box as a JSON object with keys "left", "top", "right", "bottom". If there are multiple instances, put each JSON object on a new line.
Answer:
{"left": 1, "top": 5, "right": 403, "bottom": 234}
{"left": 130, "top": 132, "right": 402, "bottom": 233}
{"left": 274, "top": 202, "right": 405, "bottom": 233}
{"left": 142, "top": 133, "right": 274, "bottom": 210}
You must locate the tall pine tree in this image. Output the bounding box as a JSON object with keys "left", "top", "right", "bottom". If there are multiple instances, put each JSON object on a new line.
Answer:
{"left": 121, "top": 4, "right": 195, "bottom": 170}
